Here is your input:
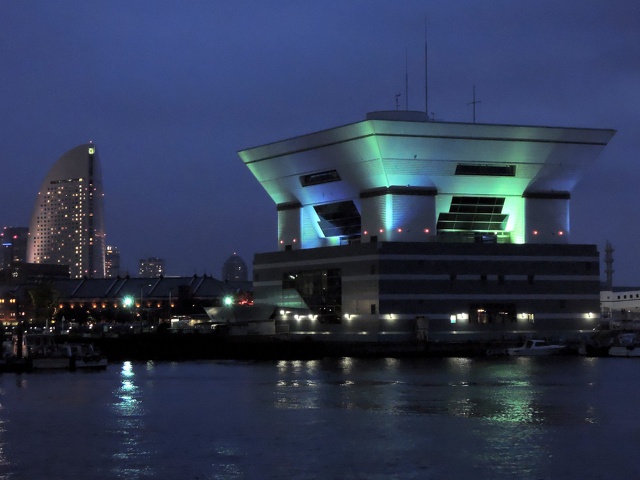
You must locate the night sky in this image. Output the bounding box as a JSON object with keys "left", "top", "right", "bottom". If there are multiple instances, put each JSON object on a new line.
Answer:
{"left": 1, "top": 1, "right": 639, "bottom": 285}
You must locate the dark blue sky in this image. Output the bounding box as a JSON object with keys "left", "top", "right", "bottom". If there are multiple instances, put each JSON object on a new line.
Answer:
{"left": 1, "top": 1, "right": 639, "bottom": 284}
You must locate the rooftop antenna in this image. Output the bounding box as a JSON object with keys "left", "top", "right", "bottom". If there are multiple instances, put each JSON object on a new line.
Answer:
{"left": 405, "top": 49, "right": 409, "bottom": 110}
{"left": 467, "top": 85, "right": 481, "bottom": 123}
{"left": 395, "top": 93, "right": 401, "bottom": 110}
{"left": 424, "top": 17, "right": 429, "bottom": 119}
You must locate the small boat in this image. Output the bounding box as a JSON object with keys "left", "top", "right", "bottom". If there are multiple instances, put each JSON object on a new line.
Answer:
{"left": 506, "top": 339, "right": 566, "bottom": 356}
{"left": 68, "top": 344, "right": 108, "bottom": 370}
{"left": 608, "top": 333, "right": 640, "bottom": 357}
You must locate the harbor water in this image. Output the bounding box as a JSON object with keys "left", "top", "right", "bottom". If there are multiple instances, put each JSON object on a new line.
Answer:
{"left": 0, "top": 356, "right": 638, "bottom": 479}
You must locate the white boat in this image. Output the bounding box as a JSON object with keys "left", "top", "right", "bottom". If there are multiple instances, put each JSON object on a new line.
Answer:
{"left": 507, "top": 339, "right": 566, "bottom": 356}
{"left": 608, "top": 333, "right": 640, "bottom": 357}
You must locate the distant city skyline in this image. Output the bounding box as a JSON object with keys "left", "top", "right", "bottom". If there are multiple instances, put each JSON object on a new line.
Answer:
{"left": 1, "top": 226, "right": 28, "bottom": 270}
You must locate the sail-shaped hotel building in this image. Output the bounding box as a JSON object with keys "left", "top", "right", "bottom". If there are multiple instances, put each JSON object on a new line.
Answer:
{"left": 27, "top": 144, "right": 106, "bottom": 279}
{"left": 239, "top": 111, "right": 615, "bottom": 341}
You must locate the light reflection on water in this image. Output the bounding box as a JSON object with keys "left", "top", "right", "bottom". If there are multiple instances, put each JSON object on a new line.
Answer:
{"left": 0, "top": 356, "right": 636, "bottom": 479}
{"left": 0, "top": 388, "right": 8, "bottom": 480}
{"left": 265, "top": 356, "right": 626, "bottom": 478}
{"left": 110, "top": 360, "right": 156, "bottom": 479}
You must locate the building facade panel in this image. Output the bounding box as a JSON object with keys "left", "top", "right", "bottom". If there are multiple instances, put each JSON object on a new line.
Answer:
{"left": 253, "top": 242, "right": 600, "bottom": 341}
{"left": 524, "top": 196, "right": 570, "bottom": 243}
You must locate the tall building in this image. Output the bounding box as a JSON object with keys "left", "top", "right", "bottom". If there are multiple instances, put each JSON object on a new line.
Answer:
{"left": 222, "top": 253, "right": 248, "bottom": 282}
{"left": 105, "top": 245, "right": 121, "bottom": 278}
{"left": 1, "top": 226, "right": 28, "bottom": 269}
{"left": 27, "top": 143, "right": 106, "bottom": 279}
{"left": 139, "top": 257, "right": 164, "bottom": 277}
{"left": 239, "top": 110, "right": 615, "bottom": 341}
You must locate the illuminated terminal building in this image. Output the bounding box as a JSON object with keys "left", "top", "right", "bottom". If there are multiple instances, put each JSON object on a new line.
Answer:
{"left": 239, "top": 111, "right": 615, "bottom": 341}
{"left": 27, "top": 144, "right": 106, "bottom": 279}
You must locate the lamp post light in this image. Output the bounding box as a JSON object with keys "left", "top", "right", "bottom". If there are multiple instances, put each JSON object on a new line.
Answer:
{"left": 122, "top": 295, "right": 135, "bottom": 322}
{"left": 122, "top": 295, "right": 134, "bottom": 308}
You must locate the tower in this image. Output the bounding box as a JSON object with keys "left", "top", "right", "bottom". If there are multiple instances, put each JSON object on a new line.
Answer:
{"left": 604, "top": 241, "right": 614, "bottom": 289}
{"left": 27, "top": 143, "right": 106, "bottom": 279}
{"left": 222, "top": 253, "right": 248, "bottom": 282}
{"left": 105, "top": 245, "right": 121, "bottom": 278}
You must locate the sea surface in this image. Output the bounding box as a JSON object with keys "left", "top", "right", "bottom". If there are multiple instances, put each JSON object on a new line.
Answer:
{"left": 0, "top": 356, "right": 637, "bottom": 479}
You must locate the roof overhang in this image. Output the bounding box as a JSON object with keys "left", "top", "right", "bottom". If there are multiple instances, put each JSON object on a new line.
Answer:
{"left": 238, "top": 111, "right": 616, "bottom": 207}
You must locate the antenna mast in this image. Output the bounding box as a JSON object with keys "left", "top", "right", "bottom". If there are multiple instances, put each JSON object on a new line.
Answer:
{"left": 424, "top": 18, "right": 429, "bottom": 118}
{"left": 405, "top": 49, "right": 409, "bottom": 110}
{"left": 467, "top": 85, "right": 481, "bottom": 123}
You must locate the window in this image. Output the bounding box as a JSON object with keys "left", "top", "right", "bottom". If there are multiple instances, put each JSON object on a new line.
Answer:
{"left": 437, "top": 197, "right": 508, "bottom": 232}
{"left": 300, "top": 169, "right": 341, "bottom": 187}
{"left": 283, "top": 269, "right": 342, "bottom": 323}
{"left": 469, "top": 304, "right": 516, "bottom": 324}
{"left": 314, "top": 201, "right": 361, "bottom": 237}
{"left": 455, "top": 164, "right": 516, "bottom": 176}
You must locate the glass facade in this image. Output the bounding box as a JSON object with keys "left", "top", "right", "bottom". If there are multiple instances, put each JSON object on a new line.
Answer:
{"left": 282, "top": 268, "right": 342, "bottom": 323}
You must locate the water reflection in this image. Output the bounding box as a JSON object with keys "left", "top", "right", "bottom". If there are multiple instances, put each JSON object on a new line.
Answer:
{"left": 111, "top": 361, "right": 155, "bottom": 478}
{"left": 272, "top": 357, "right": 601, "bottom": 430}
{"left": 0, "top": 388, "right": 8, "bottom": 478}
{"left": 275, "top": 359, "right": 321, "bottom": 410}
{"left": 0, "top": 357, "right": 629, "bottom": 479}
{"left": 269, "top": 356, "right": 573, "bottom": 477}
{"left": 340, "top": 357, "right": 354, "bottom": 374}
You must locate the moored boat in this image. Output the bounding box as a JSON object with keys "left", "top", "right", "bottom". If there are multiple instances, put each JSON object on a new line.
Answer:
{"left": 507, "top": 339, "right": 566, "bottom": 356}
{"left": 12, "top": 333, "right": 107, "bottom": 371}
{"left": 68, "top": 344, "right": 108, "bottom": 370}
{"left": 17, "top": 333, "right": 71, "bottom": 370}
{"left": 608, "top": 333, "right": 640, "bottom": 357}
